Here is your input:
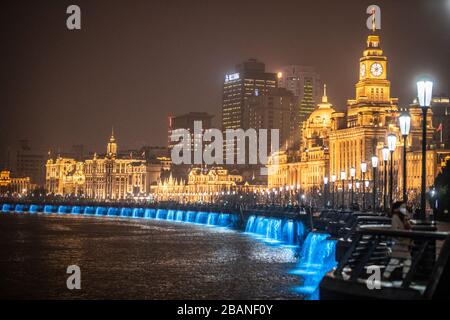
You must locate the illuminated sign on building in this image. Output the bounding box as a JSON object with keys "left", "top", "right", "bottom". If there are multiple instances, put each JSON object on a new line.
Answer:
{"left": 225, "top": 73, "right": 240, "bottom": 82}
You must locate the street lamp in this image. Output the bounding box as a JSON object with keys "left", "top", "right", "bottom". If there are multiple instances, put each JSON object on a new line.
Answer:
{"left": 387, "top": 134, "right": 397, "bottom": 209}
{"left": 417, "top": 80, "right": 433, "bottom": 218}
{"left": 371, "top": 155, "right": 379, "bottom": 212}
{"left": 340, "top": 171, "right": 346, "bottom": 209}
{"left": 323, "top": 176, "right": 329, "bottom": 208}
{"left": 350, "top": 167, "right": 356, "bottom": 209}
{"left": 382, "top": 146, "right": 390, "bottom": 211}
{"left": 361, "top": 162, "right": 367, "bottom": 211}
{"left": 399, "top": 111, "right": 411, "bottom": 202}
{"left": 331, "top": 174, "right": 337, "bottom": 209}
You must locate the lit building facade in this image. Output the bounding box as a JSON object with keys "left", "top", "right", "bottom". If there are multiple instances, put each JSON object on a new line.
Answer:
{"left": 268, "top": 84, "right": 334, "bottom": 191}
{"left": 45, "top": 132, "right": 168, "bottom": 199}
{"left": 84, "top": 132, "right": 148, "bottom": 199}
{"left": 152, "top": 166, "right": 249, "bottom": 203}
{"left": 46, "top": 157, "right": 85, "bottom": 196}
{"left": 0, "top": 170, "right": 31, "bottom": 194}
{"left": 268, "top": 31, "right": 450, "bottom": 207}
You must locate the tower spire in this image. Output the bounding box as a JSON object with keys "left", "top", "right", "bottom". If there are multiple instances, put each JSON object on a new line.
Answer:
{"left": 107, "top": 127, "right": 117, "bottom": 157}
{"left": 322, "top": 84, "right": 328, "bottom": 103}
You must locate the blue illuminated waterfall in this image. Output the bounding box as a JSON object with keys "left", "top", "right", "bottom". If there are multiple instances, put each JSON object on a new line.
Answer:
{"left": 1, "top": 203, "right": 239, "bottom": 229}
{"left": 175, "top": 210, "right": 184, "bottom": 221}
{"left": 44, "top": 205, "right": 55, "bottom": 214}
{"left": 291, "top": 232, "right": 337, "bottom": 300}
{"left": 145, "top": 208, "right": 156, "bottom": 219}
{"left": 1, "top": 202, "right": 338, "bottom": 299}
{"left": 29, "top": 204, "right": 40, "bottom": 213}
{"left": 245, "top": 215, "right": 305, "bottom": 246}
{"left": 72, "top": 206, "right": 83, "bottom": 214}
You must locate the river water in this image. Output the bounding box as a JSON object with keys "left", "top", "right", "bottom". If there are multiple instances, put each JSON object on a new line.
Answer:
{"left": 0, "top": 213, "right": 302, "bottom": 299}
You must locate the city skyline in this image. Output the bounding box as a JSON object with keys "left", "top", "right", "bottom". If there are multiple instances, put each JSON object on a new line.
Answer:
{"left": 1, "top": 0, "right": 450, "bottom": 303}
{"left": 1, "top": 0, "right": 449, "bottom": 154}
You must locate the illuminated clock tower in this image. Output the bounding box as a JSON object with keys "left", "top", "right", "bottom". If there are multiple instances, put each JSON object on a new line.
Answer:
{"left": 357, "top": 34, "right": 389, "bottom": 100}
{"left": 346, "top": 32, "right": 398, "bottom": 128}
{"left": 329, "top": 30, "right": 399, "bottom": 182}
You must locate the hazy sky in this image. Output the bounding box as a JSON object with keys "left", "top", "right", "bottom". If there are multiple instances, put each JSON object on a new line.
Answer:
{"left": 1, "top": 0, "right": 449, "bottom": 156}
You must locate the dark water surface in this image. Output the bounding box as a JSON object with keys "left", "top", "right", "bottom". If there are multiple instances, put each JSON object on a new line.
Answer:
{"left": 0, "top": 213, "right": 302, "bottom": 299}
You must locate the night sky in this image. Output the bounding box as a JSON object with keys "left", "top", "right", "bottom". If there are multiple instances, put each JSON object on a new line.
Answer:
{"left": 1, "top": 0, "right": 449, "bottom": 156}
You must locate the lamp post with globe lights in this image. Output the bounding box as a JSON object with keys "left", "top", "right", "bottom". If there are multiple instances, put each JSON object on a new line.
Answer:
{"left": 331, "top": 175, "right": 337, "bottom": 209}
{"left": 340, "top": 170, "right": 346, "bottom": 209}
{"left": 355, "top": 181, "right": 361, "bottom": 208}
{"left": 361, "top": 162, "right": 367, "bottom": 211}
{"left": 382, "top": 146, "right": 390, "bottom": 211}
{"left": 350, "top": 167, "right": 356, "bottom": 209}
{"left": 323, "top": 176, "right": 329, "bottom": 208}
{"left": 417, "top": 80, "right": 433, "bottom": 219}
{"left": 372, "top": 155, "right": 379, "bottom": 212}
{"left": 399, "top": 111, "right": 411, "bottom": 202}
{"left": 365, "top": 179, "right": 370, "bottom": 210}
{"left": 388, "top": 133, "right": 397, "bottom": 209}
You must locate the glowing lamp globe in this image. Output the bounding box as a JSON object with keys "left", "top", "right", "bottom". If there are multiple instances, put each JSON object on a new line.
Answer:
{"left": 382, "top": 147, "right": 390, "bottom": 161}
{"left": 388, "top": 134, "right": 397, "bottom": 152}
{"left": 360, "top": 162, "right": 367, "bottom": 174}
{"left": 417, "top": 80, "right": 433, "bottom": 108}
{"left": 399, "top": 111, "right": 411, "bottom": 136}
{"left": 371, "top": 155, "right": 379, "bottom": 168}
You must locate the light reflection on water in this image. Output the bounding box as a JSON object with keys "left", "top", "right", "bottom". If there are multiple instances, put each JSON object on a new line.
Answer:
{"left": 0, "top": 213, "right": 303, "bottom": 300}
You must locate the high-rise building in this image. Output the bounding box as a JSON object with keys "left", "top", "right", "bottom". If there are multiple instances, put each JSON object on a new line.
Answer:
{"left": 277, "top": 66, "right": 322, "bottom": 131}
{"left": 168, "top": 112, "right": 214, "bottom": 163}
{"left": 243, "top": 87, "right": 299, "bottom": 152}
{"left": 222, "top": 58, "right": 277, "bottom": 164}
{"left": 222, "top": 58, "right": 277, "bottom": 131}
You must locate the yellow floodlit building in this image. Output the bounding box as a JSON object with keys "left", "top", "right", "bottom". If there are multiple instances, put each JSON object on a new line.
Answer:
{"left": 45, "top": 131, "right": 166, "bottom": 199}
{"left": 46, "top": 157, "right": 85, "bottom": 195}
{"left": 152, "top": 166, "right": 245, "bottom": 203}
{"left": 0, "top": 170, "right": 31, "bottom": 194}
{"left": 268, "top": 30, "right": 450, "bottom": 206}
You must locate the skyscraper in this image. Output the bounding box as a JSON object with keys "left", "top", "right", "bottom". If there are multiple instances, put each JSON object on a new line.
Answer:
{"left": 243, "top": 87, "right": 299, "bottom": 152}
{"left": 222, "top": 58, "right": 277, "bottom": 164}
{"left": 277, "top": 65, "right": 322, "bottom": 132}
{"left": 222, "top": 58, "right": 277, "bottom": 131}
{"left": 168, "top": 112, "right": 214, "bottom": 158}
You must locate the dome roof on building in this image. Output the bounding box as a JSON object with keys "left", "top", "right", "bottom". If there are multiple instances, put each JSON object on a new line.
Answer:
{"left": 306, "top": 84, "right": 336, "bottom": 124}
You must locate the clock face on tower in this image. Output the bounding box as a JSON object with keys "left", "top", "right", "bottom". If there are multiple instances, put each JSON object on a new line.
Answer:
{"left": 370, "top": 62, "right": 383, "bottom": 77}
{"left": 360, "top": 64, "right": 366, "bottom": 77}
